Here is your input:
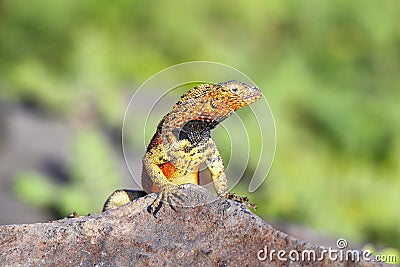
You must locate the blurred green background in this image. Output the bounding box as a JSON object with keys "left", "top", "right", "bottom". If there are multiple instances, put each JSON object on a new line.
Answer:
{"left": 0, "top": 0, "right": 399, "bottom": 257}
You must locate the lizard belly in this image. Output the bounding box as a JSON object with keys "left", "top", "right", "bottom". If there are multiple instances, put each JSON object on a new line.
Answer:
{"left": 144, "top": 162, "right": 199, "bottom": 193}
{"left": 159, "top": 162, "right": 199, "bottom": 185}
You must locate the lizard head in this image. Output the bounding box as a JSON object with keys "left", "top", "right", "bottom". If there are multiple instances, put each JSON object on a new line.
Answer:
{"left": 210, "top": 80, "right": 262, "bottom": 112}
{"left": 164, "top": 80, "right": 262, "bottom": 130}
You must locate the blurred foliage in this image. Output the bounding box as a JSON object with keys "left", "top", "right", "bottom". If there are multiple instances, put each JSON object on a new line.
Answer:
{"left": 13, "top": 129, "right": 123, "bottom": 215}
{"left": 1, "top": 0, "right": 399, "bottom": 250}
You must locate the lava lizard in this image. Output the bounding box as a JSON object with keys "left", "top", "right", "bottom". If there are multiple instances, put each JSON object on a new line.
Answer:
{"left": 103, "top": 80, "right": 261, "bottom": 214}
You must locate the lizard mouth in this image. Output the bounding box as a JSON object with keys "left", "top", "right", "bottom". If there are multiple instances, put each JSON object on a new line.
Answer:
{"left": 243, "top": 85, "right": 262, "bottom": 104}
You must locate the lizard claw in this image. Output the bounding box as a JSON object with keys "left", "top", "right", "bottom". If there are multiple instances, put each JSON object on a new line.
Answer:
{"left": 148, "top": 184, "right": 187, "bottom": 216}
{"left": 224, "top": 192, "right": 257, "bottom": 210}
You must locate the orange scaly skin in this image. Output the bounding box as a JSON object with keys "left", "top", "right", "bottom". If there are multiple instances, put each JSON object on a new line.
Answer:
{"left": 103, "top": 81, "right": 261, "bottom": 214}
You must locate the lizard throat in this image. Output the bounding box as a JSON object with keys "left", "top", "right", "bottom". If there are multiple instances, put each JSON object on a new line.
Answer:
{"left": 172, "top": 119, "right": 219, "bottom": 145}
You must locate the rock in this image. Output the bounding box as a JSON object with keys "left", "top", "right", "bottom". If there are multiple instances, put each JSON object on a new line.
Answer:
{"left": 0, "top": 184, "right": 389, "bottom": 266}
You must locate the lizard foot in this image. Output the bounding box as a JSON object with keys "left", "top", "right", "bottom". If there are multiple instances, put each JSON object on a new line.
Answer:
{"left": 224, "top": 192, "right": 257, "bottom": 210}
{"left": 148, "top": 184, "right": 187, "bottom": 216}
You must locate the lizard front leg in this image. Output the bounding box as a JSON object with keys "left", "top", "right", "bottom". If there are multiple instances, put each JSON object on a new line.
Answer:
{"left": 204, "top": 140, "right": 229, "bottom": 197}
{"left": 205, "top": 139, "right": 257, "bottom": 209}
{"left": 142, "top": 149, "right": 186, "bottom": 215}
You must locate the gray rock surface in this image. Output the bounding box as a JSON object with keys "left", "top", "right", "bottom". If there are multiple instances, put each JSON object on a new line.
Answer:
{"left": 0, "top": 185, "right": 388, "bottom": 266}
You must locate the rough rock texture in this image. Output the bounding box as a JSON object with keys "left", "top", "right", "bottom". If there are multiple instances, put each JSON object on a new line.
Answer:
{"left": 0, "top": 185, "right": 389, "bottom": 266}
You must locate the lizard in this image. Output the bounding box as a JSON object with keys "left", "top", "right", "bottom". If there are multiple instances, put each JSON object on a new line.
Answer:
{"left": 103, "top": 80, "right": 261, "bottom": 215}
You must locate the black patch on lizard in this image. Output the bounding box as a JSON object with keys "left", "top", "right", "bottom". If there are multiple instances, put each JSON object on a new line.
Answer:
{"left": 173, "top": 119, "right": 219, "bottom": 145}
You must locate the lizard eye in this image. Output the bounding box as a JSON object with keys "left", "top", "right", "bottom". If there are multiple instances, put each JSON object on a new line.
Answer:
{"left": 230, "top": 87, "right": 239, "bottom": 94}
